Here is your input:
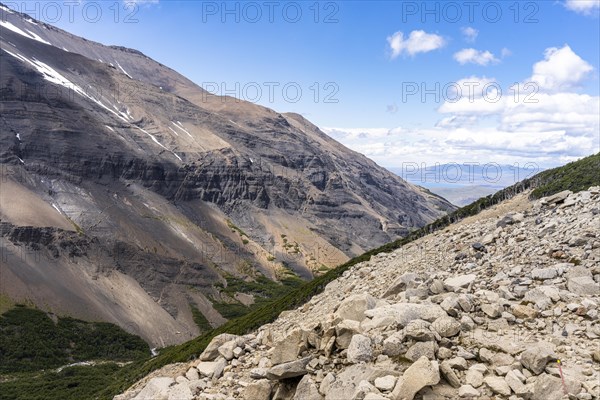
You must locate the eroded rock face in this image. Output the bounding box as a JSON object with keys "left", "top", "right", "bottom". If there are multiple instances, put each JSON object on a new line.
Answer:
{"left": 119, "top": 188, "right": 600, "bottom": 400}
{"left": 0, "top": 6, "right": 456, "bottom": 346}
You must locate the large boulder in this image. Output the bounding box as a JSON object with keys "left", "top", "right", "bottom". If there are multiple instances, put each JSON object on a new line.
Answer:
{"left": 483, "top": 376, "right": 511, "bottom": 396}
{"left": 293, "top": 376, "right": 323, "bottom": 400}
{"left": 199, "top": 333, "right": 240, "bottom": 361}
{"left": 520, "top": 342, "right": 558, "bottom": 375}
{"left": 133, "top": 377, "right": 174, "bottom": 400}
{"left": 391, "top": 356, "right": 440, "bottom": 400}
{"left": 196, "top": 357, "right": 227, "bottom": 379}
{"left": 532, "top": 373, "right": 582, "bottom": 400}
{"left": 335, "top": 320, "right": 361, "bottom": 349}
{"left": 167, "top": 383, "right": 193, "bottom": 400}
{"left": 334, "top": 293, "right": 378, "bottom": 322}
{"left": 271, "top": 330, "right": 307, "bottom": 365}
{"left": 431, "top": 315, "right": 461, "bottom": 337}
{"left": 267, "top": 357, "right": 312, "bottom": 380}
{"left": 325, "top": 364, "right": 392, "bottom": 400}
{"left": 383, "top": 272, "right": 420, "bottom": 297}
{"left": 347, "top": 334, "right": 372, "bottom": 363}
{"left": 365, "top": 303, "right": 447, "bottom": 328}
{"left": 242, "top": 380, "right": 272, "bottom": 400}
{"left": 567, "top": 267, "right": 598, "bottom": 296}
{"left": 444, "top": 274, "right": 477, "bottom": 292}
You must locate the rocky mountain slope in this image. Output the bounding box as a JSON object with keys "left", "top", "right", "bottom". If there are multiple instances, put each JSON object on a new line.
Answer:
{"left": 0, "top": 4, "right": 453, "bottom": 345}
{"left": 118, "top": 187, "right": 600, "bottom": 400}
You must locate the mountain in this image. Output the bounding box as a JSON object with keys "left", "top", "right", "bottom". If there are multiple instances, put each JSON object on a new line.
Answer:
{"left": 388, "top": 164, "right": 543, "bottom": 206}
{"left": 117, "top": 181, "right": 600, "bottom": 400}
{"left": 0, "top": 4, "right": 454, "bottom": 346}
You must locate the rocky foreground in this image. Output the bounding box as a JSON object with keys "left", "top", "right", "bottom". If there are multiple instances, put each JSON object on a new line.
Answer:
{"left": 117, "top": 188, "right": 600, "bottom": 400}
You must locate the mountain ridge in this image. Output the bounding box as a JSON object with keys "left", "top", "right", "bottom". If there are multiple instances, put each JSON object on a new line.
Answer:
{"left": 0, "top": 4, "right": 454, "bottom": 345}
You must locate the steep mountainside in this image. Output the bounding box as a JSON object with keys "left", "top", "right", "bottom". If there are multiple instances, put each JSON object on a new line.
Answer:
{"left": 118, "top": 187, "right": 600, "bottom": 400}
{"left": 0, "top": 4, "right": 453, "bottom": 345}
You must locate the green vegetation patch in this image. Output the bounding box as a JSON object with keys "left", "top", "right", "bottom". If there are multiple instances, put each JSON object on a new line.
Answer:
{"left": 0, "top": 306, "right": 149, "bottom": 374}
{"left": 189, "top": 304, "right": 213, "bottom": 333}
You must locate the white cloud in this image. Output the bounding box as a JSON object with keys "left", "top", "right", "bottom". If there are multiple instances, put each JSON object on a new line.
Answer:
{"left": 461, "top": 27, "right": 478, "bottom": 42}
{"left": 528, "top": 45, "right": 593, "bottom": 92}
{"left": 454, "top": 48, "right": 499, "bottom": 66}
{"left": 387, "top": 30, "right": 446, "bottom": 58}
{"left": 324, "top": 47, "right": 598, "bottom": 168}
{"left": 564, "top": 0, "right": 600, "bottom": 14}
{"left": 501, "top": 48, "right": 512, "bottom": 58}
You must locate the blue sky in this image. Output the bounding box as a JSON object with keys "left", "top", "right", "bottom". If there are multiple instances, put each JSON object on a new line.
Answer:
{"left": 7, "top": 0, "right": 600, "bottom": 169}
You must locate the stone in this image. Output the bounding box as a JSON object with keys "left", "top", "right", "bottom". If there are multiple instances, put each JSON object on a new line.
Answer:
{"left": 429, "top": 279, "right": 445, "bottom": 294}
{"left": 520, "top": 342, "right": 558, "bottom": 375}
{"left": 431, "top": 316, "right": 461, "bottom": 338}
{"left": 405, "top": 341, "right": 437, "bottom": 361}
{"left": 374, "top": 375, "right": 396, "bottom": 392}
{"left": 531, "top": 268, "right": 558, "bottom": 280}
{"left": 440, "top": 361, "right": 461, "bottom": 388}
{"left": 511, "top": 304, "right": 538, "bottom": 319}
{"left": 133, "top": 377, "right": 174, "bottom": 400}
{"left": 335, "top": 320, "right": 361, "bottom": 349}
{"left": 319, "top": 373, "right": 336, "bottom": 396}
{"left": 325, "top": 364, "right": 391, "bottom": 400}
{"left": 568, "top": 276, "right": 599, "bottom": 296}
{"left": 335, "top": 293, "right": 378, "bottom": 322}
{"left": 458, "top": 385, "right": 480, "bottom": 398}
{"left": 167, "top": 383, "right": 193, "bottom": 400}
{"left": 444, "top": 274, "right": 477, "bottom": 291}
{"left": 481, "top": 303, "right": 503, "bottom": 318}
{"left": 484, "top": 376, "right": 511, "bottom": 396}
{"left": 364, "top": 303, "right": 447, "bottom": 327}
{"left": 532, "top": 373, "right": 582, "bottom": 400}
{"left": 524, "top": 288, "right": 553, "bottom": 310}
{"left": 545, "top": 190, "right": 572, "bottom": 204}
{"left": 267, "top": 357, "right": 312, "bottom": 380}
{"left": 465, "top": 369, "right": 484, "bottom": 388}
{"left": 504, "top": 370, "right": 529, "bottom": 397}
{"left": 185, "top": 367, "right": 199, "bottom": 381}
{"left": 200, "top": 334, "right": 240, "bottom": 361}
{"left": 250, "top": 368, "right": 269, "bottom": 379}
{"left": 382, "top": 331, "right": 405, "bottom": 357}
{"left": 391, "top": 356, "right": 440, "bottom": 400}
{"left": 347, "top": 334, "right": 372, "bottom": 363}
{"left": 293, "top": 376, "right": 322, "bottom": 400}
{"left": 243, "top": 380, "right": 272, "bottom": 400}
{"left": 352, "top": 380, "right": 378, "bottom": 400}
{"left": 217, "top": 340, "right": 237, "bottom": 361}
{"left": 446, "top": 357, "right": 468, "bottom": 370}
{"left": 363, "top": 393, "right": 387, "bottom": 400}
{"left": 196, "top": 357, "right": 226, "bottom": 379}
{"left": 404, "top": 319, "right": 436, "bottom": 342}
{"left": 271, "top": 330, "right": 306, "bottom": 365}
{"left": 479, "top": 348, "right": 494, "bottom": 363}
{"left": 384, "top": 272, "right": 420, "bottom": 297}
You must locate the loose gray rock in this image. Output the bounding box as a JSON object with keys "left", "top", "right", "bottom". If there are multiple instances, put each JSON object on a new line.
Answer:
{"left": 347, "top": 334, "right": 372, "bottom": 363}
{"left": 444, "top": 274, "right": 477, "bottom": 291}
{"left": 520, "top": 342, "right": 558, "bottom": 375}
{"left": 431, "top": 315, "right": 461, "bottom": 337}
{"left": 267, "top": 357, "right": 312, "bottom": 380}
{"left": 243, "top": 380, "right": 272, "bottom": 400}
{"left": 391, "top": 356, "right": 440, "bottom": 400}
{"left": 334, "top": 293, "right": 378, "bottom": 322}
{"left": 483, "top": 376, "right": 511, "bottom": 396}
{"left": 132, "top": 378, "right": 174, "bottom": 400}
{"left": 199, "top": 334, "right": 240, "bottom": 361}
